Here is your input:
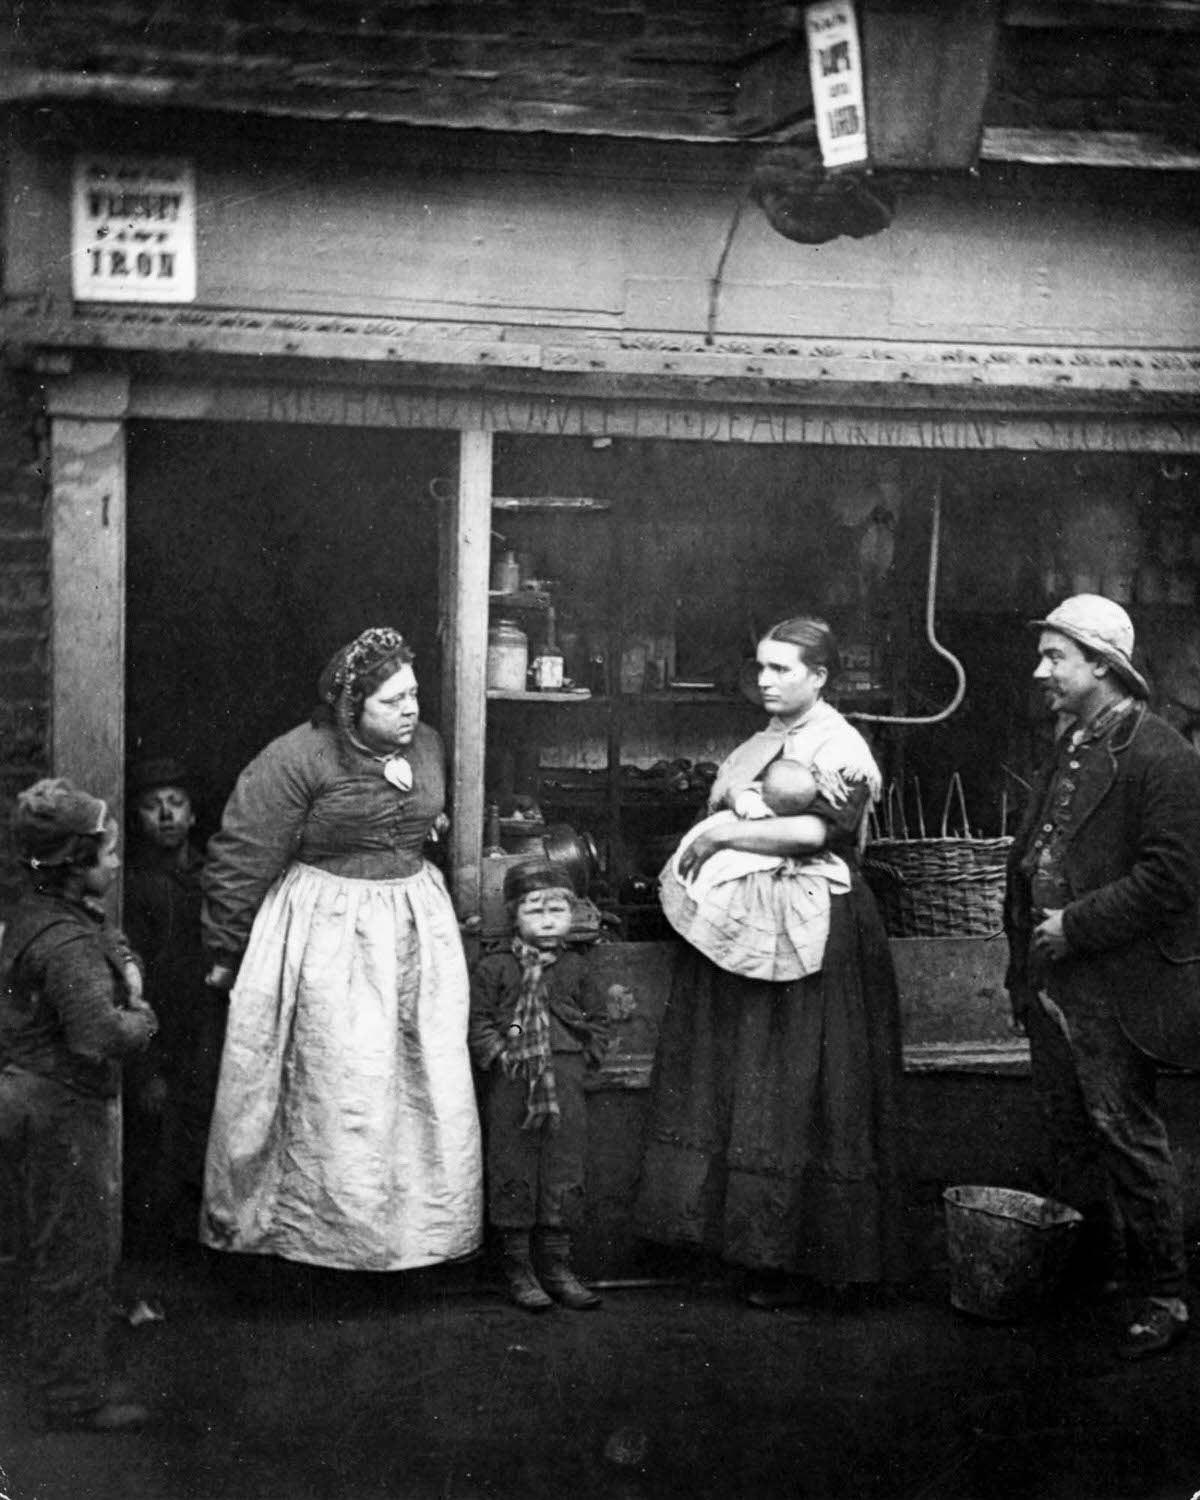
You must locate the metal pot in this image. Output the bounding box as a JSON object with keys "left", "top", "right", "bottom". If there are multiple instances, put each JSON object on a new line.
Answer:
{"left": 540, "top": 822, "right": 599, "bottom": 895}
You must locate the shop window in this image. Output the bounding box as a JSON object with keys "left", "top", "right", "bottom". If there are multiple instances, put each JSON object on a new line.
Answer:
{"left": 481, "top": 438, "right": 1199, "bottom": 1073}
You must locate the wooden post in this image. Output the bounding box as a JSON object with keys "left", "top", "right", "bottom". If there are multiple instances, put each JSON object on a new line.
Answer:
{"left": 605, "top": 496, "right": 625, "bottom": 883}
{"left": 445, "top": 428, "right": 492, "bottom": 919}
{"left": 862, "top": 0, "right": 1002, "bottom": 170}
{"left": 48, "top": 394, "right": 127, "bottom": 911}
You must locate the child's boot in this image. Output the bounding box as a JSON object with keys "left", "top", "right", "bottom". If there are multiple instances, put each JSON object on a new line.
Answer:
{"left": 537, "top": 1229, "right": 601, "bottom": 1310}
{"left": 500, "top": 1229, "right": 554, "bottom": 1312}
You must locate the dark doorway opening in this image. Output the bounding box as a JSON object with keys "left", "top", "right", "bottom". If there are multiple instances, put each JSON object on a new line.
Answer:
{"left": 125, "top": 419, "right": 453, "bottom": 833}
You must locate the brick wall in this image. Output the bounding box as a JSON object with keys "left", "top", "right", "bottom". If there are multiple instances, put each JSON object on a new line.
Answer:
{"left": 0, "top": 367, "right": 51, "bottom": 916}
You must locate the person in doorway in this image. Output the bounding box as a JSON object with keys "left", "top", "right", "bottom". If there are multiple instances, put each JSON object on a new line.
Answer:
{"left": 1005, "top": 593, "right": 1200, "bottom": 1360}
{"left": 0, "top": 778, "right": 158, "bottom": 1431}
{"left": 199, "top": 627, "right": 482, "bottom": 1272}
{"left": 121, "top": 756, "right": 223, "bottom": 1248}
{"left": 468, "top": 861, "right": 610, "bottom": 1312}
{"left": 634, "top": 616, "right": 905, "bottom": 1307}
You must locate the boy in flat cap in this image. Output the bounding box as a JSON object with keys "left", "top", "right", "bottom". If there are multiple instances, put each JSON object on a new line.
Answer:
{"left": 122, "top": 756, "right": 220, "bottom": 1247}
{"left": 1006, "top": 594, "right": 1200, "bottom": 1361}
{"left": 469, "top": 861, "right": 610, "bottom": 1311}
{"left": 0, "top": 778, "right": 158, "bottom": 1430}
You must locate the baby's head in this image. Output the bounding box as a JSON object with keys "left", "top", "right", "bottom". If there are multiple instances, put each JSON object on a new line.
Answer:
{"left": 503, "top": 860, "right": 576, "bottom": 949}
{"left": 760, "top": 759, "right": 819, "bottom": 816}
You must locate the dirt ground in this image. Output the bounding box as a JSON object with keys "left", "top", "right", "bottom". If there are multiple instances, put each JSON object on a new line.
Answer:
{"left": 3, "top": 1243, "right": 1200, "bottom": 1500}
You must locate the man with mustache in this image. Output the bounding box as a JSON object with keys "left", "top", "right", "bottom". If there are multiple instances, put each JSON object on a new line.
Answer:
{"left": 1006, "top": 594, "right": 1200, "bottom": 1361}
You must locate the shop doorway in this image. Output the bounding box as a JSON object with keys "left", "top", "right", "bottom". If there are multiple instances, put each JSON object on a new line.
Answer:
{"left": 124, "top": 419, "right": 454, "bottom": 835}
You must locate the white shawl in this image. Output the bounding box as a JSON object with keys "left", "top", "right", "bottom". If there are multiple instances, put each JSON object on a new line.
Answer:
{"left": 659, "top": 699, "right": 882, "bottom": 982}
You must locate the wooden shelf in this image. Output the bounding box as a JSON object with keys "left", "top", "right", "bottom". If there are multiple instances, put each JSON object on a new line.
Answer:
{"left": 486, "top": 689, "right": 594, "bottom": 703}
{"left": 539, "top": 782, "right": 706, "bottom": 809}
{"left": 632, "top": 691, "right": 752, "bottom": 705}
{"left": 489, "top": 589, "right": 550, "bottom": 609}
{"left": 613, "top": 689, "right": 891, "bottom": 708}
{"left": 492, "top": 496, "right": 612, "bottom": 512}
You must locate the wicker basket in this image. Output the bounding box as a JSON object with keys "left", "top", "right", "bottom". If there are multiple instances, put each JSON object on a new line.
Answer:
{"left": 863, "top": 775, "right": 1012, "bottom": 939}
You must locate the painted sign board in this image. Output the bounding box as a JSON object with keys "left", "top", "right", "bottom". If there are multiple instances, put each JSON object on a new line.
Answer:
{"left": 41, "top": 374, "right": 1200, "bottom": 456}
{"left": 805, "top": 1, "right": 869, "bottom": 168}
{"left": 71, "top": 156, "right": 196, "bottom": 304}
{"left": 185, "top": 385, "right": 1200, "bottom": 456}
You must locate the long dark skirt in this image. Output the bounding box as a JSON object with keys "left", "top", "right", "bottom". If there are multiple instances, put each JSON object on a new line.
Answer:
{"left": 635, "top": 874, "right": 905, "bottom": 1284}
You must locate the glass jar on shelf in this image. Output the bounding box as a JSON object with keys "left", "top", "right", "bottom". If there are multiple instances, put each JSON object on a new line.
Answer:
{"left": 487, "top": 617, "right": 528, "bottom": 692}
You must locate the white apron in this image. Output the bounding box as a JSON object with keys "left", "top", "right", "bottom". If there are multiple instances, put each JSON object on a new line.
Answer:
{"left": 201, "top": 861, "right": 483, "bottom": 1271}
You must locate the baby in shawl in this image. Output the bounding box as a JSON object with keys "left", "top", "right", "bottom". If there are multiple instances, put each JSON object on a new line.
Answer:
{"left": 659, "top": 701, "right": 880, "bottom": 981}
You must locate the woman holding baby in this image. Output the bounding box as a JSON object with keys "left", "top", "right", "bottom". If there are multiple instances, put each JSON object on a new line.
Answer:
{"left": 634, "top": 616, "right": 904, "bottom": 1306}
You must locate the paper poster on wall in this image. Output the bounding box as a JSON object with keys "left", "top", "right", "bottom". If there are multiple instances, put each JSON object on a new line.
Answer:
{"left": 805, "top": 1, "right": 869, "bottom": 169}
{"left": 71, "top": 156, "right": 197, "bottom": 303}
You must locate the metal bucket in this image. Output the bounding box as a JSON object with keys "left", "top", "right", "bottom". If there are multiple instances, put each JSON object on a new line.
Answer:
{"left": 943, "top": 1185, "right": 1083, "bottom": 1322}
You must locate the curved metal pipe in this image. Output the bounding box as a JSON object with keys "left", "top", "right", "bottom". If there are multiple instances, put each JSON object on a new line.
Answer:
{"left": 848, "top": 474, "right": 967, "bottom": 726}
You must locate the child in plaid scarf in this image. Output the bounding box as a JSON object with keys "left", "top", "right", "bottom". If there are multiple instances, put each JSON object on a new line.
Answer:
{"left": 469, "top": 861, "right": 611, "bottom": 1311}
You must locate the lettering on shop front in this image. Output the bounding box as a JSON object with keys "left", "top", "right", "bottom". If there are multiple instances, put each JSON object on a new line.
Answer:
{"left": 213, "top": 386, "right": 1200, "bottom": 454}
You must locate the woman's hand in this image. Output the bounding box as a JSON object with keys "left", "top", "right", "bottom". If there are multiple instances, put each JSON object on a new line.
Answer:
{"left": 812, "top": 766, "right": 851, "bottom": 810}
{"left": 677, "top": 825, "right": 727, "bottom": 881}
{"left": 204, "top": 963, "right": 236, "bottom": 992}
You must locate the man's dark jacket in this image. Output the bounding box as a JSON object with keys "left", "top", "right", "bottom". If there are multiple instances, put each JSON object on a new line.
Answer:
{"left": 1005, "top": 703, "right": 1200, "bottom": 1068}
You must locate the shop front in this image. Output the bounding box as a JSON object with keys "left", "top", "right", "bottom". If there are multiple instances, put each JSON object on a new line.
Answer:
{"left": 6, "top": 105, "right": 1200, "bottom": 1268}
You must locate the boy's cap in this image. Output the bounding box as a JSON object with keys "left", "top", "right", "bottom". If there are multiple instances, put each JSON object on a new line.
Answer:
{"left": 128, "top": 756, "right": 192, "bottom": 800}
{"left": 503, "top": 859, "right": 576, "bottom": 906}
{"left": 11, "top": 777, "right": 109, "bottom": 866}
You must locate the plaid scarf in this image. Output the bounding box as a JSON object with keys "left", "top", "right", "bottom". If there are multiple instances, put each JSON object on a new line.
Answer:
{"left": 506, "top": 936, "right": 560, "bottom": 1132}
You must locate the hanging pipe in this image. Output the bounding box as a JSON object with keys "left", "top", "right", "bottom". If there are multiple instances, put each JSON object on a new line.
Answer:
{"left": 705, "top": 194, "right": 748, "bottom": 346}
{"left": 847, "top": 473, "right": 967, "bottom": 726}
